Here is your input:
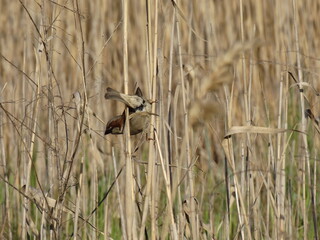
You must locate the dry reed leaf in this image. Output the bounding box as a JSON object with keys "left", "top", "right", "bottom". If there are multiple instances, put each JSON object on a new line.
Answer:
{"left": 183, "top": 63, "right": 204, "bottom": 80}
{"left": 73, "top": 91, "right": 82, "bottom": 115}
{"left": 201, "top": 223, "right": 215, "bottom": 239}
{"left": 73, "top": 91, "right": 104, "bottom": 125}
{"left": 289, "top": 72, "right": 320, "bottom": 96}
{"left": 290, "top": 82, "right": 320, "bottom": 95}
{"left": 225, "top": 126, "right": 287, "bottom": 137}
{"left": 72, "top": 91, "right": 92, "bottom": 117}
{"left": 0, "top": 82, "right": 7, "bottom": 95}
{"left": 22, "top": 185, "right": 75, "bottom": 215}
{"left": 221, "top": 138, "right": 233, "bottom": 172}
{"left": 26, "top": 215, "right": 39, "bottom": 237}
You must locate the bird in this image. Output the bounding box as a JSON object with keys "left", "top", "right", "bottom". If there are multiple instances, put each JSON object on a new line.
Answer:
{"left": 105, "top": 87, "right": 151, "bottom": 113}
{"left": 104, "top": 87, "right": 155, "bottom": 135}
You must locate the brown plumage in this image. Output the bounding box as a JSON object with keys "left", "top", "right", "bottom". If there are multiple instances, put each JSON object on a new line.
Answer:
{"left": 104, "top": 112, "right": 125, "bottom": 135}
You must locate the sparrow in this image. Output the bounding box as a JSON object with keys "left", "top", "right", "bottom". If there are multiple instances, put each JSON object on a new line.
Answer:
{"left": 104, "top": 87, "right": 154, "bottom": 135}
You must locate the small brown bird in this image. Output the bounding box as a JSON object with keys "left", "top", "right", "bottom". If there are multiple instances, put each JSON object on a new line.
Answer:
{"left": 104, "top": 87, "right": 154, "bottom": 135}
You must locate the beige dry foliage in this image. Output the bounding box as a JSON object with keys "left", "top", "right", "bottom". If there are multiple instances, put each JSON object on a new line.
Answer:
{"left": 189, "top": 40, "right": 260, "bottom": 127}
{"left": 21, "top": 185, "right": 75, "bottom": 215}
{"left": 1, "top": 0, "right": 320, "bottom": 239}
{"left": 225, "top": 125, "right": 287, "bottom": 137}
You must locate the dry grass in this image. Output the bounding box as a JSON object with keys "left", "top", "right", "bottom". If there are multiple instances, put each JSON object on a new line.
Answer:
{"left": 1, "top": 0, "right": 320, "bottom": 239}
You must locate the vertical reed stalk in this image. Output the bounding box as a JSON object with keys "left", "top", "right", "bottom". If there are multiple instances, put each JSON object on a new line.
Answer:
{"left": 122, "top": 0, "right": 135, "bottom": 239}
{"left": 175, "top": 9, "right": 198, "bottom": 240}
{"left": 292, "top": 0, "right": 309, "bottom": 239}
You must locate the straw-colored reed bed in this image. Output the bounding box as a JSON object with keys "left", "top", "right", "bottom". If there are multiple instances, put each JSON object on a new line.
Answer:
{"left": 1, "top": 0, "right": 320, "bottom": 239}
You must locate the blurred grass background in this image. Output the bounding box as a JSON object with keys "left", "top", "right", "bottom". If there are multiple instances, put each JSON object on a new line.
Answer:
{"left": 1, "top": 0, "right": 320, "bottom": 239}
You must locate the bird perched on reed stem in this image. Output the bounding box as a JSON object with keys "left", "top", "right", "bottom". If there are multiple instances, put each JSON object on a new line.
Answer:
{"left": 104, "top": 87, "right": 155, "bottom": 135}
